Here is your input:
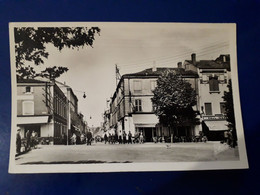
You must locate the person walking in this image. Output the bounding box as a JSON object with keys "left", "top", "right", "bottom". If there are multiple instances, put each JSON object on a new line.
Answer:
{"left": 128, "top": 131, "right": 132, "bottom": 144}
{"left": 139, "top": 132, "right": 144, "bottom": 144}
{"left": 71, "top": 133, "right": 76, "bottom": 145}
{"left": 86, "top": 130, "right": 92, "bottom": 146}
{"left": 25, "top": 130, "right": 31, "bottom": 151}
{"left": 31, "top": 130, "right": 36, "bottom": 148}
{"left": 123, "top": 131, "right": 127, "bottom": 144}
{"left": 16, "top": 129, "right": 22, "bottom": 154}
{"left": 104, "top": 133, "right": 108, "bottom": 144}
{"left": 224, "top": 130, "right": 228, "bottom": 144}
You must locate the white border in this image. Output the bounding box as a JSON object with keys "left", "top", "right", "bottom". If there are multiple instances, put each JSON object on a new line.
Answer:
{"left": 8, "top": 22, "right": 249, "bottom": 173}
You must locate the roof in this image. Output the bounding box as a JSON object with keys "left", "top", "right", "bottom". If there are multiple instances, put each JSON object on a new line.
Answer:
{"left": 185, "top": 54, "right": 231, "bottom": 70}
{"left": 123, "top": 67, "right": 198, "bottom": 77}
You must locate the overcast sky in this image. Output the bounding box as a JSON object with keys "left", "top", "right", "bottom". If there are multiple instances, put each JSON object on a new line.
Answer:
{"left": 34, "top": 23, "right": 232, "bottom": 127}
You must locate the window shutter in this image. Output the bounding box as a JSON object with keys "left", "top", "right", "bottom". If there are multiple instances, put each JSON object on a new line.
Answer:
{"left": 205, "top": 103, "right": 212, "bottom": 115}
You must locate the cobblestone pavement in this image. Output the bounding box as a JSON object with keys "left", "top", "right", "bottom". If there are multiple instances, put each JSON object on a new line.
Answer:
{"left": 15, "top": 142, "right": 239, "bottom": 165}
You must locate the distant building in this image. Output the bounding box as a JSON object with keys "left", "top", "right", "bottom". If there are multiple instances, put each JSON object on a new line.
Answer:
{"left": 109, "top": 67, "right": 198, "bottom": 142}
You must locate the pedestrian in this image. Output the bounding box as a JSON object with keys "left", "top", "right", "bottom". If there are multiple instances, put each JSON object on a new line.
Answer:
{"left": 224, "top": 131, "right": 228, "bottom": 144}
{"left": 25, "top": 130, "right": 31, "bottom": 151}
{"left": 123, "top": 131, "right": 127, "bottom": 144}
{"left": 128, "top": 131, "right": 132, "bottom": 144}
{"left": 139, "top": 132, "right": 144, "bottom": 144}
{"left": 16, "top": 129, "right": 22, "bottom": 154}
{"left": 118, "top": 130, "right": 122, "bottom": 144}
{"left": 71, "top": 133, "right": 76, "bottom": 145}
{"left": 86, "top": 130, "right": 92, "bottom": 145}
{"left": 80, "top": 133, "right": 85, "bottom": 144}
{"left": 31, "top": 130, "right": 36, "bottom": 148}
{"left": 104, "top": 133, "right": 108, "bottom": 144}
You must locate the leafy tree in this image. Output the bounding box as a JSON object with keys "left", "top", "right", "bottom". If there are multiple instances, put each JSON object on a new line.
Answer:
{"left": 15, "top": 27, "right": 100, "bottom": 79}
{"left": 151, "top": 70, "right": 198, "bottom": 133}
{"left": 222, "top": 79, "right": 237, "bottom": 142}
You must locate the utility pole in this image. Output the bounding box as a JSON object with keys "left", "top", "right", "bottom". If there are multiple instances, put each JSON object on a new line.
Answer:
{"left": 115, "top": 64, "right": 121, "bottom": 87}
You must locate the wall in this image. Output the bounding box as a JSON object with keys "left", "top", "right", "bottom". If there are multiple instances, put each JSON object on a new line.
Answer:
{"left": 17, "top": 84, "right": 49, "bottom": 116}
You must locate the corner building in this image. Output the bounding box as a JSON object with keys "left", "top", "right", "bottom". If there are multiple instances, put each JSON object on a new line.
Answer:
{"left": 110, "top": 67, "right": 199, "bottom": 142}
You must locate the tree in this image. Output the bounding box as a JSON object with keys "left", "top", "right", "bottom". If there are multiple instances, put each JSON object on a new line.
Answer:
{"left": 15, "top": 27, "right": 100, "bottom": 79}
{"left": 222, "top": 79, "right": 237, "bottom": 143}
{"left": 151, "top": 70, "right": 198, "bottom": 133}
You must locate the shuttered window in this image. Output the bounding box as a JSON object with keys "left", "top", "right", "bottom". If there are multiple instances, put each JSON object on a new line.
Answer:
{"left": 22, "top": 101, "right": 34, "bottom": 115}
{"left": 150, "top": 80, "right": 157, "bottom": 91}
{"left": 134, "top": 80, "right": 142, "bottom": 92}
{"left": 209, "top": 76, "right": 219, "bottom": 91}
{"left": 220, "top": 102, "right": 226, "bottom": 114}
{"left": 205, "top": 103, "right": 212, "bottom": 115}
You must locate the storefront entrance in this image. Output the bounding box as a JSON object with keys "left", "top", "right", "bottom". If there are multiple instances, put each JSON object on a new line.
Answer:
{"left": 137, "top": 127, "right": 153, "bottom": 142}
{"left": 23, "top": 125, "right": 41, "bottom": 137}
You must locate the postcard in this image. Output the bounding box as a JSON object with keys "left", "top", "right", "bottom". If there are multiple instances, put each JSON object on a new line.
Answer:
{"left": 9, "top": 22, "right": 248, "bottom": 173}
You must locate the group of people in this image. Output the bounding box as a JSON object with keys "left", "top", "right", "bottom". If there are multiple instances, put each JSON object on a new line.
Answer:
{"left": 103, "top": 131, "right": 144, "bottom": 144}
{"left": 69, "top": 131, "right": 93, "bottom": 145}
{"left": 16, "top": 129, "right": 38, "bottom": 155}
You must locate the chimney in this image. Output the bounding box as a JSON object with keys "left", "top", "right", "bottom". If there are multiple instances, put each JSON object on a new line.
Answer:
{"left": 191, "top": 53, "right": 196, "bottom": 65}
{"left": 177, "top": 62, "right": 182, "bottom": 69}
{"left": 152, "top": 61, "right": 157, "bottom": 72}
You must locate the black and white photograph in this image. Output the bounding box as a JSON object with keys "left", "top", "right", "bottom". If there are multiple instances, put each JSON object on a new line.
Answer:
{"left": 8, "top": 22, "right": 248, "bottom": 173}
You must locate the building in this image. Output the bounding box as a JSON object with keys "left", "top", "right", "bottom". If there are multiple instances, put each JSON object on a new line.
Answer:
{"left": 108, "top": 53, "right": 231, "bottom": 142}
{"left": 109, "top": 66, "right": 199, "bottom": 142}
{"left": 17, "top": 79, "right": 67, "bottom": 144}
{"left": 17, "top": 78, "right": 87, "bottom": 144}
{"left": 183, "top": 53, "right": 231, "bottom": 140}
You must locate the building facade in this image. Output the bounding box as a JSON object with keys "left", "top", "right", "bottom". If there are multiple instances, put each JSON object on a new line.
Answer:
{"left": 17, "top": 79, "right": 86, "bottom": 144}
{"left": 108, "top": 54, "right": 231, "bottom": 142}
{"left": 183, "top": 54, "right": 231, "bottom": 140}
{"left": 109, "top": 67, "right": 199, "bottom": 142}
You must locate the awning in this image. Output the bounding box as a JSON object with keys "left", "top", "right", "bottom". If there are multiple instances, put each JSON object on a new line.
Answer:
{"left": 135, "top": 123, "right": 156, "bottom": 128}
{"left": 17, "top": 116, "right": 49, "bottom": 125}
{"left": 132, "top": 114, "right": 158, "bottom": 125}
{"left": 204, "top": 120, "right": 229, "bottom": 131}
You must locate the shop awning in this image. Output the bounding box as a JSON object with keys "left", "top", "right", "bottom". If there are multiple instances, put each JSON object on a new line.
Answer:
{"left": 135, "top": 123, "right": 156, "bottom": 128}
{"left": 204, "top": 120, "right": 229, "bottom": 131}
{"left": 132, "top": 114, "right": 158, "bottom": 125}
{"left": 17, "top": 116, "right": 49, "bottom": 125}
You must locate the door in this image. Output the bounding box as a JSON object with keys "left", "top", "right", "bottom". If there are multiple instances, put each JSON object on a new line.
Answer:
{"left": 144, "top": 128, "right": 153, "bottom": 142}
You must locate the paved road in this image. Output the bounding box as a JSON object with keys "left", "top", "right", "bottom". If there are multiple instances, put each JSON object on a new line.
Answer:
{"left": 15, "top": 142, "right": 239, "bottom": 165}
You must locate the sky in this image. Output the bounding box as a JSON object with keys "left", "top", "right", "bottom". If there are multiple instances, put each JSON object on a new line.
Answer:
{"left": 30, "top": 22, "right": 232, "bottom": 127}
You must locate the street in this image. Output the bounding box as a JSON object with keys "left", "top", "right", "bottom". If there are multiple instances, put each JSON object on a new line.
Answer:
{"left": 15, "top": 142, "right": 239, "bottom": 165}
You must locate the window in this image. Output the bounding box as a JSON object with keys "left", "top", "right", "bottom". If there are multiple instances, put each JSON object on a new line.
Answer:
{"left": 134, "top": 80, "right": 142, "bottom": 92}
{"left": 204, "top": 103, "right": 212, "bottom": 115}
{"left": 209, "top": 76, "right": 219, "bottom": 91}
{"left": 220, "top": 102, "right": 226, "bottom": 114}
{"left": 150, "top": 80, "right": 157, "bottom": 91}
{"left": 22, "top": 101, "right": 34, "bottom": 115}
{"left": 135, "top": 99, "right": 142, "bottom": 112}
{"left": 25, "top": 86, "right": 33, "bottom": 93}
